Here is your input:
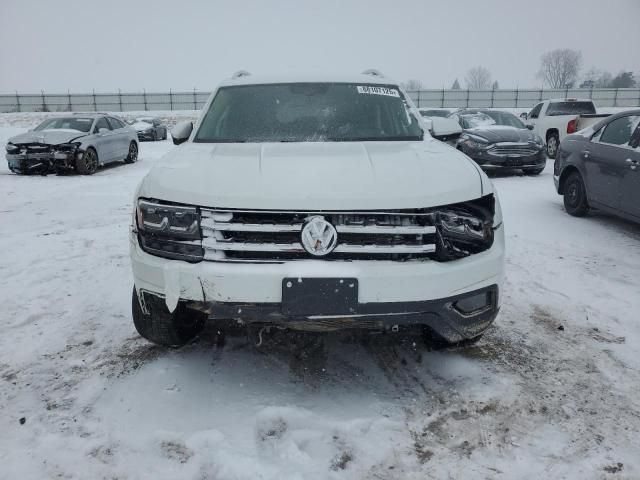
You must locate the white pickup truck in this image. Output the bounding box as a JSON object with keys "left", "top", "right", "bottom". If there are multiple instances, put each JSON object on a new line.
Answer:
{"left": 523, "top": 98, "right": 610, "bottom": 158}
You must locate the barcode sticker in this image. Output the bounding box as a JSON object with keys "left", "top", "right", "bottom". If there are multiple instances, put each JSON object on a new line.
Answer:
{"left": 357, "top": 86, "right": 400, "bottom": 97}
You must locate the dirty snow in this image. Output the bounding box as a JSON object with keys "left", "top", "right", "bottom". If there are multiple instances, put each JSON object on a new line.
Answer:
{"left": 1, "top": 112, "right": 639, "bottom": 479}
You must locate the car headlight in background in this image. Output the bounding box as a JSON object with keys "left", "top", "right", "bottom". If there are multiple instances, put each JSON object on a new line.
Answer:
{"left": 6, "top": 143, "right": 20, "bottom": 153}
{"left": 434, "top": 195, "right": 495, "bottom": 261}
{"left": 136, "top": 199, "right": 203, "bottom": 262}
{"left": 461, "top": 134, "right": 490, "bottom": 150}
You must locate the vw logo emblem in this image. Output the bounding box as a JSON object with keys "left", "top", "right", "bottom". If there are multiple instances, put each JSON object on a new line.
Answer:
{"left": 301, "top": 216, "right": 338, "bottom": 256}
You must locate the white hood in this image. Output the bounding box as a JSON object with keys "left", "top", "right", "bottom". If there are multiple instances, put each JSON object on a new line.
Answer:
{"left": 9, "top": 129, "right": 88, "bottom": 145}
{"left": 133, "top": 122, "right": 153, "bottom": 131}
{"left": 138, "top": 139, "right": 484, "bottom": 210}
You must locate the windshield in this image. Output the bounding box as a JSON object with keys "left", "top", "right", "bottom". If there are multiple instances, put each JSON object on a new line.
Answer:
{"left": 482, "top": 111, "right": 525, "bottom": 128}
{"left": 34, "top": 117, "right": 93, "bottom": 133}
{"left": 546, "top": 101, "right": 596, "bottom": 116}
{"left": 194, "top": 83, "right": 424, "bottom": 143}
{"left": 460, "top": 113, "right": 496, "bottom": 129}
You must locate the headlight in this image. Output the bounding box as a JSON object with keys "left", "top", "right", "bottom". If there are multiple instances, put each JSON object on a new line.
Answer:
{"left": 6, "top": 143, "right": 20, "bottom": 153}
{"left": 461, "top": 134, "right": 490, "bottom": 150}
{"left": 434, "top": 195, "right": 495, "bottom": 261}
{"left": 136, "top": 199, "right": 203, "bottom": 262}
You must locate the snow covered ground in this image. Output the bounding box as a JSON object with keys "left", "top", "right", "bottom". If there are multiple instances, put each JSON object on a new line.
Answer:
{"left": 1, "top": 114, "right": 639, "bottom": 480}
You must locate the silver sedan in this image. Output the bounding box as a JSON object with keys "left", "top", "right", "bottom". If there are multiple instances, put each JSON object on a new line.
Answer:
{"left": 5, "top": 114, "right": 139, "bottom": 175}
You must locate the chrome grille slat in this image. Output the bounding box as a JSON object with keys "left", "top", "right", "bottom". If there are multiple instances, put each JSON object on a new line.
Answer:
{"left": 200, "top": 208, "right": 436, "bottom": 262}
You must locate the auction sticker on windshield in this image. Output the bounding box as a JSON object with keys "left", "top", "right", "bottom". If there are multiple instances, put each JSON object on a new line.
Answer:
{"left": 356, "top": 86, "right": 400, "bottom": 97}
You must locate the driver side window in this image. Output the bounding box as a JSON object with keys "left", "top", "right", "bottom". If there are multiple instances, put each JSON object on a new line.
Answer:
{"left": 598, "top": 115, "right": 640, "bottom": 147}
{"left": 93, "top": 117, "right": 111, "bottom": 134}
{"left": 529, "top": 103, "right": 542, "bottom": 119}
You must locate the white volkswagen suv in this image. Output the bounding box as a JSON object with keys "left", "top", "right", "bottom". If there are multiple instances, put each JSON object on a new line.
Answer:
{"left": 129, "top": 71, "right": 505, "bottom": 347}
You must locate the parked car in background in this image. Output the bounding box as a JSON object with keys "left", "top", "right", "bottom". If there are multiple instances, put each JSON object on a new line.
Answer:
{"left": 524, "top": 98, "right": 609, "bottom": 159}
{"left": 450, "top": 109, "right": 546, "bottom": 175}
{"left": 418, "top": 108, "right": 453, "bottom": 118}
{"left": 554, "top": 110, "right": 640, "bottom": 222}
{"left": 132, "top": 117, "right": 167, "bottom": 141}
{"left": 5, "top": 114, "right": 138, "bottom": 175}
{"left": 130, "top": 71, "right": 504, "bottom": 348}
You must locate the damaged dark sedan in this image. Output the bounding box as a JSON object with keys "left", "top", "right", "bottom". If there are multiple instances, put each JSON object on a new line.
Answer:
{"left": 450, "top": 109, "right": 547, "bottom": 175}
{"left": 5, "top": 114, "right": 139, "bottom": 175}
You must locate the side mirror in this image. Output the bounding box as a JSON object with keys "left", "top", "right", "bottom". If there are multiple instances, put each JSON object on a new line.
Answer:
{"left": 171, "top": 121, "right": 193, "bottom": 145}
{"left": 428, "top": 117, "right": 463, "bottom": 145}
{"left": 520, "top": 112, "right": 528, "bottom": 120}
{"left": 526, "top": 124, "right": 534, "bottom": 130}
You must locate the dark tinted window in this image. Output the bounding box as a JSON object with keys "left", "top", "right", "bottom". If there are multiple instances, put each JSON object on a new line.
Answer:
{"left": 94, "top": 117, "right": 111, "bottom": 132}
{"left": 420, "top": 110, "right": 449, "bottom": 118}
{"left": 194, "top": 83, "right": 423, "bottom": 143}
{"left": 107, "top": 117, "right": 125, "bottom": 129}
{"left": 599, "top": 115, "right": 640, "bottom": 146}
{"left": 34, "top": 117, "right": 94, "bottom": 133}
{"left": 546, "top": 101, "right": 596, "bottom": 116}
{"left": 529, "top": 103, "right": 542, "bottom": 119}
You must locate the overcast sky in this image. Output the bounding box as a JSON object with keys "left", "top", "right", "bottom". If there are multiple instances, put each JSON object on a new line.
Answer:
{"left": 1, "top": 0, "right": 638, "bottom": 93}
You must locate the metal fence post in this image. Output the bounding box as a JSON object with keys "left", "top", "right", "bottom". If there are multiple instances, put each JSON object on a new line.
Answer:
{"left": 491, "top": 86, "right": 495, "bottom": 107}
{"left": 15, "top": 90, "right": 20, "bottom": 112}
{"left": 193, "top": 88, "right": 197, "bottom": 110}
{"left": 118, "top": 89, "right": 122, "bottom": 111}
{"left": 169, "top": 88, "right": 173, "bottom": 111}
{"left": 92, "top": 89, "right": 97, "bottom": 111}
{"left": 441, "top": 87, "right": 444, "bottom": 108}
{"left": 515, "top": 88, "right": 519, "bottom": 108}
{"left": 564, "top": 86, "right": 569, "bottom": 99}
{"left": 466, "top": 88, "right": 469, "bottom": 107}
{"left": 539, "top": 88, "right": 543, "bottom": 102}
{"left": 67, "top": 89, "right": 72, "bottom": 112}
{"left": 41, "top": 89, "right": 46, "bottom": 112}
{"left": 613, "top": 88, "right": 618, "bottom": 107}
{"left": 143, "top": 89, "right": 147, "bottom": 111}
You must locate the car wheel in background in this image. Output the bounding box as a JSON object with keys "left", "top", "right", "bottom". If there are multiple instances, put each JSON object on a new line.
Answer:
{"left": 563, "top": 171, "right": 589, "bottom": 217}
{"left": 124, "top": 141, "right": 138, "bottom": 163}
{"left": 76, "top": 147, "right": 99, "bottom": 175}
{"left": 523, "top": 167, "right": 545, "bottom": 176}
{"left": 546, "top": 133, "right": 559, "bottom": 159}
{"left": 131, "top": 287, "right": 207, "bottom": 347}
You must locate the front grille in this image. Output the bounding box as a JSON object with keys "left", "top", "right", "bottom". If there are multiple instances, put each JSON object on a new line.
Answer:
{"left": 488, "top": 143, "right": 539, "bottom": 156}
{"left": 200, "top": 209, "right": 437, "bottom": 263}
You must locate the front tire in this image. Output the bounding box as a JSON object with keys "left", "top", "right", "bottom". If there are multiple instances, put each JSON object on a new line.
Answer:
{"left": 76, "top": 148, "right": 98, "bottom": 175}
{"left": 124, "top": 141, "right": 138, "bottom": 164}
{"left": 132, "top": 287, "right": 207, "bottom": 347}
{"left": 546, "top": 133, "right": 559, "bottom": 159}
{"left": 563, "top": 171, "right": 589, "bottom": 217}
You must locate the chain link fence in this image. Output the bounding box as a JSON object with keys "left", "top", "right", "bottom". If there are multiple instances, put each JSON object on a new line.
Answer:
{"left": 1, "top": 88, "right": 639, "bottom": 113}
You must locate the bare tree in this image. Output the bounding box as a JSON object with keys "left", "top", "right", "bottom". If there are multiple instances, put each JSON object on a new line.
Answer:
{"left": 465, "top": 66, "right": 492, "bottom": 90}
{"left": 538, "top": 49, "right": 582, "bottom": 88}
{"left": 451, "top": 78, "right": 461, "bottom": 90}
{"left": 402, "top": 79, "right": 423, "bottom": 91}
{"left": 491, "top": 80, "right": 500, "bottom": 90}
{"left": 580, "top": 67, "right": 612, "bottom": 88}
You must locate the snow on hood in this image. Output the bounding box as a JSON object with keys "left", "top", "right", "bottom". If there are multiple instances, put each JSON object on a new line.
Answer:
{"left": 8, "top": 129, "right": 88, "bottom": 145}
{"left": 138, "top": 140, "right": 484, "bottom": 210}
{"left": 465, "top": 126, "right": 538, "bottom": 143}
{"left": 132, "top": 121, "right": 153, "bottom": 131}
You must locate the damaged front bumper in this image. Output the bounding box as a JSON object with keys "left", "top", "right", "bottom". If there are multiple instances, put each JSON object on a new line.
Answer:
{"left": 6, "top": 144, "right": 84, "bottom": 174}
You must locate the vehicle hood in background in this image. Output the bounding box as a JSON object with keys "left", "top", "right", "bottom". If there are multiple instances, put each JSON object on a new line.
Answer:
{"left": 133, "top": 122, "right": 153, "bottom": 131}
{"left": 139, "top": 140, "right": 484, "bottom": 210}
{"left": 465, "top": 126, "right": 538, "bottom": 143}
{"left": 8, "top": 129, "right": 88, "bottom": 145}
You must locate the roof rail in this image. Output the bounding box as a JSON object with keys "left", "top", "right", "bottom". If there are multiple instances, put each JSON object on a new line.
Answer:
{"left": 361, "top": 69, "right": 384, "bottom": 78}
{"left": 231, "top": 70, "right": 251, "bottom": 79}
